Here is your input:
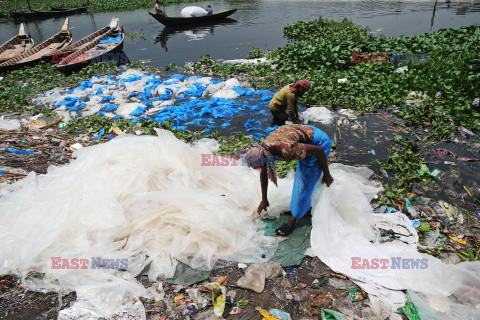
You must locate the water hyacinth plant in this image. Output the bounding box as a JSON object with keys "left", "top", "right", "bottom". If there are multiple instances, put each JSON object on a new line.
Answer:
{"left": 189, "top": 18, "right": 480, "bottom": 131}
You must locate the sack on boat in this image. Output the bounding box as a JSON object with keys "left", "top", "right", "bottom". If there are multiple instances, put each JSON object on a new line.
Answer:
{"left": 181, "top": 6, "right": 208, "bottom": 17}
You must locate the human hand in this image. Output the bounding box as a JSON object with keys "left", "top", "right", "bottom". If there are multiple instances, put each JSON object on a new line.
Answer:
{"left": 257, "top": 199, "right": 269, "bottom": 214}
{"left": 322, "top": 173, "right": 334, "bottom": 187}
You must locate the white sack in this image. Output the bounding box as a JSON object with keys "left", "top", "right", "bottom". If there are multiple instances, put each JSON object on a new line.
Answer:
{"left": 181, "top": 6, "right": 208, "bottom": 17}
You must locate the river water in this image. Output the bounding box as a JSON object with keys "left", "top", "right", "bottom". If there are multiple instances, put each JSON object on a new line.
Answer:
{"left": 1, "top": 0, "right": 479, "bottom": 67}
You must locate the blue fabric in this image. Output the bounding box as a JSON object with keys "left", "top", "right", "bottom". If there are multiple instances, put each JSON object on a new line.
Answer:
{"left": 290, "top": 126, "right": 331, "bottom": 219}
{"left": 99, "top": 33, "right": 122, "bottom": 44}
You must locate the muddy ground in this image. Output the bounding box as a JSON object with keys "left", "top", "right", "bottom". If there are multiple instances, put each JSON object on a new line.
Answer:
{"left": 0, "top": 108, "right": 479, "bottom": 319}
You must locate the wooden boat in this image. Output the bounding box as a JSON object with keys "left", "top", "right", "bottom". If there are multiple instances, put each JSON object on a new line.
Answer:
{"left": 51, "top": 17, "right": 117, "bottom": 63}
{"left": 9, "top": 6, "right": 87, "bottom": 20}
{"left": 57, "top": 19, "right": 124, "bottom": 72}
{"left": 0, "top": 23, "right": 34, "bottom": 62}
{"left": 0, "top": 18, "right": 72, "bottom": 71}
{"left": 148, "top": 8, "right": 237, "bottom": 26}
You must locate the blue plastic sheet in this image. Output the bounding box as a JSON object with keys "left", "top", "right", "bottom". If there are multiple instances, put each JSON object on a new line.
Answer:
{"left": 129, "top": 107, "right": 146, "bottom": 117}
{"left": 57, "top": 97, "right": 80, "bottom": 107}
{"left": 290, "top": 127, "right": 331, "bottom": 219}
{"left": 265, "top": 125, "right": 280, "bottom": 135}
{"left": 7, "top": 148, "right": 33, "bottom": 155}
{"left": 253, "top": 133, "right": 266, "bottom": 141}
{"left": 170, "top": 74, "right": 185, "bottom": 80}
{"left": 101, "top": 96, "right": 115, "bottom": 103}
{"left": 244, "top": 119, "right": 263, "bottom": 132}
{"left": 68, "top": 102, "right": 86, "bottom": 111}
{"left": 100, "top": 104, "right": 118, "bottom": 112}
{"left": 122, "top": 75, "right": 142, "bottom": 83}
{"left": 99, "top": 33, "right": 122, "bottom": 44}
{"left": 92, "top": 129, "right": 105, "bottom": 140}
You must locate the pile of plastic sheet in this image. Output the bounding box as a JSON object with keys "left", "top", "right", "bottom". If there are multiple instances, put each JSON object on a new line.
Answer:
{"left": 35, "top": 69, "right": 347, "bottom": 140}
{"left": 35, "top": 70, "right": 277, "bottom": 139}
{"left": 0, "top": 129, "right": 293, "bottom": 318}
{"left": 301, "top": 164, "right": 480, "bottom": 319}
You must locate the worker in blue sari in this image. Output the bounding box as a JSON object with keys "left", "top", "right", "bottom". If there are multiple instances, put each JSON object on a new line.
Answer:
{"left": 244, "top": 124, "right": 333, "bottom": 236}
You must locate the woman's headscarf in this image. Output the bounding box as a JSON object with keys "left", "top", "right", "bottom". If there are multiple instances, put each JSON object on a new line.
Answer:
{"left": 289, "top": 79, "right": 311, "bottom": 93}
{"left": 244, "top": 144, "right": 278, "bottom": 186}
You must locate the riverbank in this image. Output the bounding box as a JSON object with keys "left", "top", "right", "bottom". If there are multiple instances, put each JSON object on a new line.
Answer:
{"left": 1, "top": 18, "right": 480, "bottom": 320}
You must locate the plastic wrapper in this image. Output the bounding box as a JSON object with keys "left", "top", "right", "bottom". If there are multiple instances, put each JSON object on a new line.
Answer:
{"left": 203, "top": 282, "right": 226, "bottom": 316}
{"left": 0, "top": 129, "right": 290, "bottom": 318}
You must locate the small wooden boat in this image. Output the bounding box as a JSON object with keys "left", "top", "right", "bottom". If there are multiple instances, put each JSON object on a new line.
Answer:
{"left": 57, "top": 19, "right": 124, "bottom": 72}
{"left": 51, "top": 17, "right": 117, "bottom": 63}
{"left": 0, "top": 18, "right": 72, "bottom": 71}
{"left": 9, "top": 7, "right": 87, "bottom": 20}
{"left": 0, "top": 24, "right": 34, "bottom": 62}
{"left": 148, "top": 8, "right": 237, "bottom": 26}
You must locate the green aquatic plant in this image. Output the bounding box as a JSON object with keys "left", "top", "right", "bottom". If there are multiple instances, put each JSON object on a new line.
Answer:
{"left": 188, "top": 19, "right": 480, "bottom": 131}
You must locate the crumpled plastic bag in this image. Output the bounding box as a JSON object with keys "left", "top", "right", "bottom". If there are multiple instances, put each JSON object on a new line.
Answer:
{"left": 237, "top": 262, "right": 284, "bottom": 293}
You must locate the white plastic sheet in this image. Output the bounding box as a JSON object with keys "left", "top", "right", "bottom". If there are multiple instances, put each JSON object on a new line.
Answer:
{"left": 305, "top": 164, "right": 480, "bottom": 319}
{"left": 0, "top": 129, "right": 291, "bottom": 318}
{"left": 299, "top": 106, "right": 335, "bottom": 125}
{"left": 0, "top": 117, "right": 21, "bottom": 130}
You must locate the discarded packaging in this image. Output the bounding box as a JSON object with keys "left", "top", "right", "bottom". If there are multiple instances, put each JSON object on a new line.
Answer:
{"left": 269, "top": 309, "right": 292, "bottom": 320}
{"left": 449, "top": 234, "right": 467, "bottom": 245}
{"left": 256, "top": 307, "right": 282, "bottom": 320}
{"left": 237, "top": 262, "right": 284, "bottom": 293}
{"left": 229, "top": 307, "right": 242, "bottom": 315}
{"left": 321, "top": 308, "right": 347, "bottom": 320}
{"left": 202, "top": 282, "right": 226, "bottom": 316}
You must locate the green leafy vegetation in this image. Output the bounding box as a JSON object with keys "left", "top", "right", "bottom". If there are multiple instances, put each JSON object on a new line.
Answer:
{"left": 376, "top": 135, "right": 433, "bottom": 203}
{"left": 187, "top": 18, "right": 480, "bottom": 131}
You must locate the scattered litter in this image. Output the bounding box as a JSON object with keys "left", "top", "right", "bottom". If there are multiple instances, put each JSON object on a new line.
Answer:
{"left": 337, "top": 78, "right": 347, "bottom": 83}
{"left": 395, "top": 66, "right": 408, "bottom": 74}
